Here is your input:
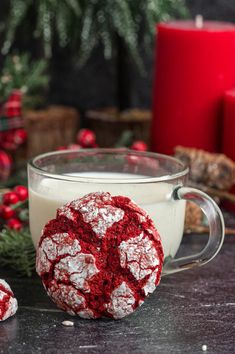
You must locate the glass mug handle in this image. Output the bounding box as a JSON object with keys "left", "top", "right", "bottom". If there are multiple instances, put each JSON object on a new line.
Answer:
{"left": 162, "top": 186, "right": 225, "bottom": 276}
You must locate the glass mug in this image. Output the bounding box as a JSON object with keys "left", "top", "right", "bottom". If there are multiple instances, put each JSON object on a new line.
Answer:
{"left": 28, "top": 149, "right": 224, "bottom": 275}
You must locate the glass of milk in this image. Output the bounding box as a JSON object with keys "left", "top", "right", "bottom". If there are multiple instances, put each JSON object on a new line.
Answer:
{"left": 28, "top": 149, "right": 224, "bottom": 275}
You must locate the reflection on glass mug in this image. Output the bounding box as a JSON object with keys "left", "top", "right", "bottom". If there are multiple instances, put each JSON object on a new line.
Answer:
{"left": 28, "top": 149, "right": 224, "bottom": 275}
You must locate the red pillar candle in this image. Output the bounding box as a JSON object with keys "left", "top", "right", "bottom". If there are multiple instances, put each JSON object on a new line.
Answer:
{"left": 221, "top": 89, "right": 235, "bottom": 212}
{"left": 222, "top": 89, "right": 235, "bottom": 160}
{"left": 152, "top": 20, "right": 235, "bottom": 155}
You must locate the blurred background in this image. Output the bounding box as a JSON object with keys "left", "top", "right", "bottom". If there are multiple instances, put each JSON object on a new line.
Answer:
{"left": 0, "top": 1, "right": 234, "bottom": 112}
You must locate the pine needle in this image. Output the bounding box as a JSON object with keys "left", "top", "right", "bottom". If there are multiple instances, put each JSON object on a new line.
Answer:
{"left": 0, "top": 227, "right": 36, "bottom": 277}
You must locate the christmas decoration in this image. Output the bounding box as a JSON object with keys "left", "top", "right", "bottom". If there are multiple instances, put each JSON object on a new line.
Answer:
{"left": 36, "top": 192, "right": 163, "bottom": 319}
{"left": 0, "top": 150, "right": 12, "bottom": 181}
{"left": 131, "top": 140, "right": 148, "bottom": 152}
{"left": 13, "top": 185, "right": 28, "bottom": 201}
{"left": 2, "top": 192, "right": 20, "bottom": 206}
{"left": 57, "top": 128, "right": 150, "bottom": 152}
{"left": 77, "top": 129, "right": 96, "bottom": 148}
{"left": 2, "top": 1, "right": 187, "bottom": 65}
{"left": 0, "top": 54, "right": 49, "bottom": 178}
{"left": 0, "top": 205, "right": 15, "bottom": 220}
{"left": 175, "top": 146, "right": 235, "bottom": 191}
{"left": 0, "top": 54, "right": 48, "bottom": 108}
{"left": 0, "top": 279, "right": 18, "bottom": 321}
{"left": 175, "top": 146, "right": 235, "bottom": 233}
{"left": 67, "top": 143, "right": 82, "bottom": 151}
{"left": 184, "top": 202, "right": 203, "bottom": 233}
{"left": 0, "top": 228, "right": 35, "bottom": 277}
{"left": 0, "top": 90, "right": 27, "bottom": 157}
{"left": 0, "top": 167, "right": 27, "bottom": 189}
{"left": 7, "top": 218, "right": 23, "bottom": 231}
{"left": 152, "top": 20, "right": 235, "bottom": 155}
{"left": 0, "top": 186, "right": 29, "bottom": 231}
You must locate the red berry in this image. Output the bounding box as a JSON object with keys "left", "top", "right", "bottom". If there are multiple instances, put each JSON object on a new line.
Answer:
{"left": 7, "top": 218, "right": 23, "bottom": 231}
{"left": 13, "top": 185, "right": 28, "bottom": 201}
{"left": 77, "top": 129, "right": 96, "bottom": 147}
{"left": 1, "top": 132, "right": 17, "bottom": 150}
{"left": 2, "top": 192, "right": 20, "bottom": 205}
{"left": 67, "top": 144, "right": 82, "bottom": 150}
{"left": 0, "top": 150, "right": 12, "bottom": 180}
{"left": 13, "top": 129, "right": 27, "bottom": 145}
{"left": 56, "top": 146, "right": 67, "bottom": 151}
{"left": 131, "top": 140, "right": 148, "bottom": 152}
{"left": 0, "top": 205, "right": 15, "bottom": 219}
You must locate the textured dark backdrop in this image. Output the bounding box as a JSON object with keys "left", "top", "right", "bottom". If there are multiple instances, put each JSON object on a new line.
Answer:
{"left": 1, "top": 1, "right": 235, "bottom": 118}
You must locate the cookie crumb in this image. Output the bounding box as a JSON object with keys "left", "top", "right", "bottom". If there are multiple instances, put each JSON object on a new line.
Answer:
{"left": 62, "top": 320, "right": 74, "bottom": 327}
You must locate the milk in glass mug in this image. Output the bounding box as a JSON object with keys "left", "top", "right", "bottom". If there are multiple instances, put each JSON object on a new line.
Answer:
{"left": 28, "top": 149, "right": 224, "bottom": 275}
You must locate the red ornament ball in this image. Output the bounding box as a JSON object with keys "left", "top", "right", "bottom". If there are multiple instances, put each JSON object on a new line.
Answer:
{"left": 0, "top": 279, "right": 18, "bottom": 321}
{"left": 7, "top": 218, "right": 23, "bottom": 231}
{"left": 77, "top": 129, "right": 96, "bottom": 147}
{"left": 13, "top": 185, "right": 28, "bottom": 201}
{"left": 2, "top": 192, "right": 19, "bottom": 205}
{"left": 36, "top": 192, "right": 164, "bottom": 319}
{"left": 131, "top": 140, "right": 148, "bottom": 152}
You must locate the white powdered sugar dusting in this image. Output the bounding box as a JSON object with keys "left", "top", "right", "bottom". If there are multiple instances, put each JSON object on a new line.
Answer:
{"left": 57, "top": 205, "right": 75, "bottom": 221}
{"left": 137, "top": 214, "right": 147, "bottom": 223}
{"left": 2, "top": 297, "right": 18, "bottom": 321}
{"left": 0, "top": 279, "right": 12, "bottom": 293}
{"left": 54, "top": 253, "right": 99, "bottom": 292}
{"left": 36, "top": 233, "right": 81, "bottom": 275}
{"left": 69, "top": 192, "right": 124, "bottom": 238}
{"left": 36, "top": 246, "right": 50, "bottom": 274}
{"left": 106, "top": 282, "right": 135, "bottom": 319}
{"left": 119, "top": 232, "right": 159, "bottom": 280}
{"left": 78, "top": 309, "right": 95, "bottom": 319}
{"left": 0, "top": 290, "right": 5, "bottom": 301}
{"left": 52, "top": 233, "right": 81, "bottom": 256}
{"left": 0, "top": 280, "right": 18, "bottom": 321}
{"left": 143, "top": 268, "right": 159, "bottom": 295}
{"left": 48, "top": 282, "right": 87, "bottom": 314}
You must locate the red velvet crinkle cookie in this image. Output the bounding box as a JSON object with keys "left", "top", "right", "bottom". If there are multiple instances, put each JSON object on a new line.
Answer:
{"left": 36, "top": 192, "right": 164, "bottom": 319}
{"left": 0, "top": 279, "right": 18, "bottom": 321}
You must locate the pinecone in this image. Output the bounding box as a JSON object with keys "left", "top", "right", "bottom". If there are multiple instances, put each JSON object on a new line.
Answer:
{"left": 175, "top": 146, "right": 235, "bottom": 190}
{"left": 184, "top": 202, "right": 203, "bottom": 232}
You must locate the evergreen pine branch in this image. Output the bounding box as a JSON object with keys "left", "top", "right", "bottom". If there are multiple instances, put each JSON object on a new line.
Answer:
{"left": 0, "top": 228, "right": 36, "bottom": 277}
{"left": 1, "top": 0, "right": 30, "bottom": 55}
{"left": 0, "top": 53, "right": 48, "bottom": 105}
{"left": 1, "top": 0, "right": 188, "bottom": 68}
{"left": 0, "top": 167, "right": 27, "bottom": 189}
{"left": 79, "top": 4, "right": 97, "bottom": 64}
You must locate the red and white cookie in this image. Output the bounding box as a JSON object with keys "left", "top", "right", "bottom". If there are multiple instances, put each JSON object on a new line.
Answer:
{"left": 0, "top": 279, "right": 18, "bottom": 321}
{"left": 36, "top": 192, "right": 164, "bottom": 319}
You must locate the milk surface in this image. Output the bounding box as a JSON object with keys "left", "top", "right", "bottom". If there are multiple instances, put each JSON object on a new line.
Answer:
{"left": 29, "top": 172, "right": 186, "bottom": 257}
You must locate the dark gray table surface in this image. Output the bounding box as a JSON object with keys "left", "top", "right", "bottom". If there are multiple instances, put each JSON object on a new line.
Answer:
{"left": 0, "top": 230, "right": 235, "bottom": 353}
